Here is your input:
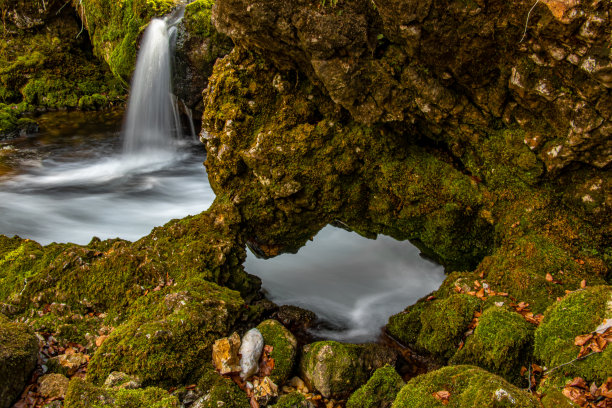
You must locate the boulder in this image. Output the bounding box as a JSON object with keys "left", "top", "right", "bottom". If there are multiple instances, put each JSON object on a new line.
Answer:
{"left": 63, "top": 378, "right": 179, "bottom": 408}
{"left": 347, "top": 365, "right": 405, "bottom": 408}
{"left": 534, "top": 286, "right": 612, "bottom": 385}
{"left": 194, "top": 368, "right": 250, "bottom": 408}
{"left": 450, "top": 305, "right": 534, "bottom": 385}
{"left": 38, "top": 374, "right": 70, "bottom": 400}
{"left": 391, "top": 365, "right": 541, "bottom": 407}
{"left": 299, "top": 341, "right": 396, "bottom": 399}
{"left": 0, "top": 316, "right": 38, "bottom": 408}
{"left": 256, "top": 319, "right": 298, "bottom": 385}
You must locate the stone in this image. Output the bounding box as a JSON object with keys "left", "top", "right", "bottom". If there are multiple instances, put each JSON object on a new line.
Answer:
{"left": 38, "top": 374, "right": 70, "bottom": 400}
{"left": 212, "top": 332, "right": 241, "bottom": 375}
{"left": 256, "top": 319, "right": 298, "bottom": 385}
{"left": 103, "top": 371, "right": 142, "bottom": 390}
{"left": 346, "top": 365, "right": 404, "bottom": 408}
{"left": 391, "top": 365, "right": 541, "bottom": 407}
{"left": 299, "top": 341, "right": 396, "bottom": 399}
{"left": 63, "top": 378, "right": 180, "bottom": 407}
{"left": 0, "top": 317, "right": 38, "bottom": 408}
{"left": 252, "top": 376, "right": 278, "bottom": 406}
{"left": 58, "top": 353, "right": 88, "bottom": 376}
{"left": 239, "top": 328, "right": 264, "bottom": 380}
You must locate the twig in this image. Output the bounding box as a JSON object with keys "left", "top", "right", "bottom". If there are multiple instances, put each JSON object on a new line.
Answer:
{"left": 527, "top": 364, "right": 533, "bottom": 393}
{"left": 519, "top": 0, "right": 540, "bottom": 43}
{"left": 19, "top": 278, "right": 28, "bottom": 296}
{"left": 544, "top": 351, "right": 598, "bottom": 376}
{"left": 56, "top": 0, "right": 72, "bottom": 15}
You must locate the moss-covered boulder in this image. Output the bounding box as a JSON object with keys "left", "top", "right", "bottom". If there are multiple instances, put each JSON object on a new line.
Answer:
{"left": 270, "top": 392, "right": 312, "bottom": 408}
{"left": 534, "top": 286, "right": 612, "bottom": 385}
{"left": 86, "top": 278, "right": 244, "bottom": 386}
{"left": 391, "top": 365, "right": 541, "bottom": 408}
{"left": 195, "top": 368, "right": 250, "bottom": 408}
{"left": 0, "top": 315, "right": 39, "bottom": 408}
{"left": 450, "top": 306, "right": 534, "bottom": 385}
{"left": 415, "top": 295, "right": 482, "bottom": 360}
{"left": 346, "top": 365, "right": 405, "bottom": 408}
{"left": 256, "top": 319, "right": 298, "bottom": 386}
{"left": 386, "top": 301, "right": 427, "bottom": 346}
{"left": 299, "top": 341, "right": 396, "bottom": 399}
{"left": 64, "top": 378, "right": 179, "bottom": 408}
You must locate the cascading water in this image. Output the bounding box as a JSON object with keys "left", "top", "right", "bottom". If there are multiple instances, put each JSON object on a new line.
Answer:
{"left": 122, "top": 15, "right": 183, "bottom": 160}
{"left": 0, "top": 9, "right": 216, "bottom": 245}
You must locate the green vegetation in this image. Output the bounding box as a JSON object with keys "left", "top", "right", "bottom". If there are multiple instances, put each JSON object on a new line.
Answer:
{"left": 347, "top": 365, "right": 405, "bottom": 408}
{"left": 64, "top": 378, "right": 179, "bottom": 408}
{"left": 392, "top": 365, "right": 541, "bottom": 407}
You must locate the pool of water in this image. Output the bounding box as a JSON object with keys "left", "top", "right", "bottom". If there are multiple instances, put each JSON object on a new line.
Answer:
{"left": 0, "top": 110, "right": 214, "bottom": 245}
{"left": 246, "top": 225, "right": 445, "bottom": 343}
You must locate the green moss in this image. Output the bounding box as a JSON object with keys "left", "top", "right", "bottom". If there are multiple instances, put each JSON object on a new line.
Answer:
{"left": 450, "top": 306, "right": 534, "bottom": 385}
{"left": 184, "top": 0, "right": 215, "bottom": 38}
{"left": 256, "top": 319, "right": 298, "bottom": 385}
{"left": 392, "top": 365, "right": 541, "bottom": 407}
{"left": 534, "top": 286, "right": 612, "bottom": 385}
{"left": 539, "top": 388, "right": 580, "bottom": 408}
{"left": 64, "top": 378, "right": 179, "bottom": 408}
{"left": 86, "top": 278, "right": 244, "bottom": 387}
{"left": 347, "top": 365, "right": 405, "bottom": 408}
{"left": 386, "top": 301, "right": 427, "bottom": 346}
{"left": 271, "top": 392, "right": 307, "bottom": 407}
{"left": 416, "top": 294, "right": 482, "bottom": 360}
{"left": 0, "top": 317, "right": 39, "bottom": 408}
{"left": 196, "top": 368, "right": 250, "bottom": 408}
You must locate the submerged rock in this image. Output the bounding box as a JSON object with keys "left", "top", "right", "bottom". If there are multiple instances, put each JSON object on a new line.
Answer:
{"left": 239, "top": 328, "right": 264, "bottom": 380}
{"left": 391, "top": 365, "right": 541, "bottom": 407}
{"left": 0, "top": 316, "right": 39, "bottom": 408}
{"left": 299, "top": 341, "right": 397, "bottom": 399}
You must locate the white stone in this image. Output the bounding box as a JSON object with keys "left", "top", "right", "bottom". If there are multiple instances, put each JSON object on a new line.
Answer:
{"left": 239, "top": 328, "right": 264, "bottom": 380}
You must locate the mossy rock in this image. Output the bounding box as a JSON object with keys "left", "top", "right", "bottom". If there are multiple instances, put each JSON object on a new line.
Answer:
{"left": 539, "top": 388, "right": 579, "bottom": 408}
{"left": 86, "top": 278, "right": 244, "bottom": 387}
{"left": 534, "top": 286, "right": 612, "bottom": 385}
{"left": 270, "top": 392, "right": 309, "bottom": 408}
{"left": 346, "top": 365, "right": 405, "bottom": 408}
{"left": 0, "top": 315, "right": 39, "bottom": 408}
{"left": 196, "top": 368, "right": 250, "bottom": 408}
{"left": 299, "top": 341, "right": 396, "bottom": 399}
{"left": 256, "top": 319, "right": 298, "bottom": 386}
{"left": 386, "top": 301, "right": 427, "bottom": 346}
{"left": 450, "top": 306, "right": 534, "bottom": 385}
{"left": 415, "top": 294, "right": 482, "bottom": 360}
{"left": 63, "top": 378, "right": 179, "bottom": 408}
{"left": 391, "top": 365, "right": 541, "bottom": 407}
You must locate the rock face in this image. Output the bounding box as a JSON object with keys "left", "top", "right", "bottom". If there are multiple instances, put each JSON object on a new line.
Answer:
{"left": 299, "top": 341, "right": 397, "bottom": 399}
{"left": 212, "top": 0, "right": 612, "bottom": 172}
{"left": 0, "top": 316, "right": 39, "bottom": 408}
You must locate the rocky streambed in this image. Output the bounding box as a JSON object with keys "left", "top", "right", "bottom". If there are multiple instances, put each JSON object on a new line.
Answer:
{"left": 1, "top": 0, "right": 611, "bottom": 407}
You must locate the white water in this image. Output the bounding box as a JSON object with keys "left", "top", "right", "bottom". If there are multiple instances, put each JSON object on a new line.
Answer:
{"left": 122, "top": 18, "right": 180, "bottom": 159}
{"left": 246, "top": 226, "right": 445, "bottom": 343}
{"left": 0, "top": 15, "right": 214, "bottom": 245}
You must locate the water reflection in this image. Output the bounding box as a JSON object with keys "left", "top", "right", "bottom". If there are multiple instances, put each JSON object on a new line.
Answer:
{"left": 246, "top": 225, "right": 445, "bottom": 343}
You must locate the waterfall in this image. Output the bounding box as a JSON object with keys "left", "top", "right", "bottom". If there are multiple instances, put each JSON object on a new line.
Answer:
{"left": 121, "top": 16, "right": 183, "bottom": 159}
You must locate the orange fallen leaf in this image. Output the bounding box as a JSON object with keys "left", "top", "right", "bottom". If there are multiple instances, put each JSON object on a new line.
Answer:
{"left": 433, "top": 390, "right": 451, "bottom": 405}
{"left": 546, "top": 273, "right": 553, "bottom": 282}
{"left": 580, "top": 280, "right": 587, "bottom": 288}
{"left": 575, "top": 334, "right": 594, "bottom": 346}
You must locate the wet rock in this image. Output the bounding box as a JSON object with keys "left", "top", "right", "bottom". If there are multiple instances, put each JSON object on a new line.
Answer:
{"left": 0, "top": 316, "right": 38, "bottom": 408}
{"left": 103, "top": 371, "right": 142, "bottom": 390}
{"left": 239, "top": 328, "right": 264, "bottom": 380}
{"left": 212, "top": 332, "right": 241, "bottom": 375}
{"left": 38, "top": 374, "right": 70, "bottom": 400}
{"left": 257, "top": 319, "right": 298, "bottom": 385}
{"left": 275, "top": 305, "right": 317, "bottom": 331}
{"left": 347, "top": 365, "right": 404, "bottom": 408}
{"left": 391, "top": 365, "right": 541, "bottom": 407}
{"left": 299, "top": 341, "right": 397, "bottom": 399}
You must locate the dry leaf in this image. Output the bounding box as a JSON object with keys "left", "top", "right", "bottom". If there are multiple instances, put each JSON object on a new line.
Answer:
{"left": 580, "top": 280, "right": 587, "bottom": 288}
{"left": 575, "top": 334, "right": 593, "bottom": 346}
{"left": 546, "top": 273, "right": 553, "bottom": 282}
{"left": 433, "top": 390, "right": 451, "bottom": 405}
